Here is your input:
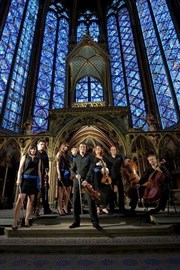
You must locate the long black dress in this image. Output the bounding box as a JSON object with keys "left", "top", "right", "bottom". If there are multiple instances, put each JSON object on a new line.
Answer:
{"left": 90, "top": 156, "right": 112, "bottom": 208}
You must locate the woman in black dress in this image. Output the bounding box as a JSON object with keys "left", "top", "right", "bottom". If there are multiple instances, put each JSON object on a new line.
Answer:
{"left": 12, "top": 144, "right": 41, "bottom": 230}
{"left": 56, "top": 142, "right": 72, "bottom": 215}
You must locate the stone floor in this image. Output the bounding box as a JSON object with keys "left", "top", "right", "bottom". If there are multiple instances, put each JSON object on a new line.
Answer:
{"left": 0, "top": 206, "right": 180, "bottom": 270}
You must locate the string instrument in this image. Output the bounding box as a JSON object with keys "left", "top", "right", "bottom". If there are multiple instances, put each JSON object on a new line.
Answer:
{"left": 143, "top": 166, "right": 165, "bottom": 203}
{"left": 123, "top": 161, "right": 140, "bottom": 197}
{"left": 127, "top": 161, "right": 140, "bottom": 187}
{"left": 100, "top": 160, "right": 112, "bottom": 185}
{"left": 44, "top": 169, "right": 49, "bottom": 201}
{"left": 82, "top": 182, "right": 101, "bottom": 201}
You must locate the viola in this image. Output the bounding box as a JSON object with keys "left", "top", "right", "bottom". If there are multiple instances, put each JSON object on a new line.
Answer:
{"left": 101, "top": 160, "right": 112, "bottom": 185}
{"left": 83, "top": 182, "right": 101, "bottom": 201}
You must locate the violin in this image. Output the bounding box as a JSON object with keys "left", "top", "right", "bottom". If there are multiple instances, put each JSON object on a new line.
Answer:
{"left": 101, "top": 160, "right": 112, "bottom": 185}
{"left": 83, "top": 182, "right": 101, "bottom": 201}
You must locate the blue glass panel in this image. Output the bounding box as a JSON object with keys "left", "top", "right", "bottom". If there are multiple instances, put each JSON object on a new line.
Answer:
{"left": 77, "top": 10, "right": 99, "bottom": 42}
{"left": 33, "top": 11, "right": 57, "bottom": 133}
{"left": 136, "top": 0, "right": 178, "bottom": 128}
{"left": 107, "top": 15, "right": 127, "bottom": 107}
{"left": 0, "top": 0, "right": 27, "bottom": 112}
{"left": 75, "top": 77, "right": 103, "bottom": 103}
{"left": 89, "top": 22, "right": 99, "bottom": 42}
{"left": 53, "top": 17, "right": 69, "bottom": 108}
{"left": 150, "top": 0, "right": 180, "bottom": 108}
{"left": 77, "top": 22, "right": 87, "bottom": 42}
{"left": 119, "top": 8, "right": 147, "bottom": 130}
{"left": 33, "top": 7, "right": 69, "bottom": 133}
{"left": 2, "top": 0, "right": 39, "bottom": 132}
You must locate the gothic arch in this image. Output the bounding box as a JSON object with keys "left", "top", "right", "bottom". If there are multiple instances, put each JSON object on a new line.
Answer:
{"left": 159, "top": 134, "right": 180, "bottom": 171}
{"left": 0, "top": 139, "right": 20, "bottom": 208}
{"left": 51, "top": 114, "right": 127, "bottom": 158}
{"left": 131, "top": 135, "right": 156, "bottom": 175}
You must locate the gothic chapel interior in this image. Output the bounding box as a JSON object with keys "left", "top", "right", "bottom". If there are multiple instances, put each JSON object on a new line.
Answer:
{"left": 0, "top": 0, "right": 179, "bottom": 209}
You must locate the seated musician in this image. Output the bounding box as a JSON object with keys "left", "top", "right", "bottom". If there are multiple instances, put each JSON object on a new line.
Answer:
{"left": 129, "top": 153, "right": 171, "bottom": 215}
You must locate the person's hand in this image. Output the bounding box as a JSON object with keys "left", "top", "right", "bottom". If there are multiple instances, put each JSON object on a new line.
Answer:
{"left": 16, "top": 179, "right": 21, "bottom": 186}
{"left": 76, "top": 174, "right": 81, "bottom": 180}
{"left": 81, "top": 180, "right": 87, "bottom": 187}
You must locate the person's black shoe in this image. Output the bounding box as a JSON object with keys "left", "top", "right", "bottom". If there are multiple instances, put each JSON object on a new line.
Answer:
{"left": 148, "top": 207, "right": 161, "bottom": 215}
{"left": 69, "top": 222, "right": 80, "bottom": 229}
{"left": 126, "top": 208, "right": 136, "bottom": 216}
{"left": 119, "top": 208, "right": 128, "bottom": 214}
{"left": 93, "top": 223, "right": 102, "bottom": 230}
{"left": 44, "top": 209, "right": 56, "bottom": 214}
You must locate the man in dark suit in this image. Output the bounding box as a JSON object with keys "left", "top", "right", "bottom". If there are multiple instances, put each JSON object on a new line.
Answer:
{"left": 108, "top": 146, "right": 126, "bottom": 214}
{"left": 69, "top": 142, "right": 101, "bottom": 230}
{"left": 36, "top": 139, "right": 53, "bottom": 214}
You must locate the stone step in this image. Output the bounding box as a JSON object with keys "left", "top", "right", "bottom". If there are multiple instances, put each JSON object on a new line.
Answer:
{"left": 1, "top": 224, "right": 180, "bottom": 254}
{"left": 5, "top": 224, "right": 175, "bottom": 237}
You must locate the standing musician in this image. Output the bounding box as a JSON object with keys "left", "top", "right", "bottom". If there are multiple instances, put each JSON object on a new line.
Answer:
{"left": 107, "top": 146, "right": 125, "bottom": 214}
{"left": 69, "top": 142, "right": 101, "bottom": 230}
{"left": 56, "top": 142, "right": 72, "bottom": 215}
{"left": 36, "top": 139, "right": 53, "bottom": 215}
{"left": 90, "top": 145, "right": 112, "bottom": 215}
{"left": 129, "top": 153, "right": 171, "bottom": 215}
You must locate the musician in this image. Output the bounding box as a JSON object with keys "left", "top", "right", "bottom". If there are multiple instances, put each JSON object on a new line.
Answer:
{"left": 90, "top": 145, "right": 112, "bottom": 215}
{"left": 121, "top": 156, "right": 140, "bottom": 215}
{"left": 69, "top": 142, "right": 101, "bottom": 230}
{"left": 129, "top": 154, "right": 171, "bottom": 214}
{"left": 36, "top": 139, "right": 53, "bottom": 215}
{"left": 56, "top": 142, "right": 72, "bottom": 215}
{"left": 107, "top": 146, "right": 125, "bottom": 214}
{"left": 12, "top": 144, "right": 41, "bottom": 230}
{"left": 70, "top": 145, "right": 78, "bottom": 167}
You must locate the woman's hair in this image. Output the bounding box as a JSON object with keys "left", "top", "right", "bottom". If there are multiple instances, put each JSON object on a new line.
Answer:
{"left": 93, "top": 145, "right": 104, "bottom": 156}
{"left": 56, "top": 142, "right": 69, "bottom": 160}
{"left": 27, "top": 144, "right": 37, "bottom": 155}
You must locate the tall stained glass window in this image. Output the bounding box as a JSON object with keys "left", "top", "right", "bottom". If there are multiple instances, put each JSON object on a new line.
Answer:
{"left": 76, "top": 10, "right": 102, "bottom": 104}
{"left": 0, "top": 0, "right": 39, "bottom": 133}
{"left": 32, "top": 2, "right": 69, "bottom": 133}
{"left": 107, "top": 0, "right": 147, "bottom": 130}
{"left": 136, "top": 0, "right": 179, "bottom": 128}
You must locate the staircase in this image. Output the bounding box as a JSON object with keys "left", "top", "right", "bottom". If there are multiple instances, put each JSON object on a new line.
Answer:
{"left": 1, "top": 211, "right": 180, "bottom": 254}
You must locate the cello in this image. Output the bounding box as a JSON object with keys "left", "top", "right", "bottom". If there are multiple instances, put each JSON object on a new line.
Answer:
{"left": 143, "top": 167, "right": 165, "bottom": 203}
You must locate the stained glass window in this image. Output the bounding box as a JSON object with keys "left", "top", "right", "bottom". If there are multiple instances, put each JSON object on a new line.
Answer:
{"left": 76, "top": 10, "right": 102, "bottom": 106}
{"left": 0, "top": 0, "right": 39, "bottom": 133}
{"left": 136, "top": 0, "right": 179, "bottom": 128}
{"left": 107, "top": 2, "right": 147, "bottom": 130}
{"left": 75, "top": 77, "right": 104, "bottom": 103}
{"left": 32, "top": 3, "right": 69, "bottom": 133}
{"left": 77, "top": 10, "right": 99, "bottom": 42}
